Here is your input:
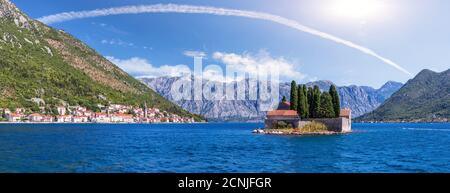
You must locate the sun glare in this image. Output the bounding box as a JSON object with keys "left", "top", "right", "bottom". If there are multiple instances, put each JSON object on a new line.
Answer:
{"left": 328, "top": 0, "right": 385, "bottom": 20}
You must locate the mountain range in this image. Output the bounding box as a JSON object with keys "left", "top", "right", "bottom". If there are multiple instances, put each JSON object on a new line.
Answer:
{"left": 357, "top": 69, "right": 450, "bottom": 122}
{"left": 0, "top": 0, "right": 201, "bottom": 120}
{"left": 141, "top": 76, "right": 403, "bottom": 121}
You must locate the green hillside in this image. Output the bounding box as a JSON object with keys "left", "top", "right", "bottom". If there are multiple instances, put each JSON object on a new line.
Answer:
{"left": 356, "top": 69, "right": 450, "bottom": 122}
{"left": 0, "top": 0, "right": 202, "bottom": 120}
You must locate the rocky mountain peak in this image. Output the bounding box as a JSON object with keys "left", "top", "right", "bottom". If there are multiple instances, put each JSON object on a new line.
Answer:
{"left": 416, "top": 69, "right": 438, "bottom": 77}
{"left": 141, "top": 76, "right": 403, "bottom": 120}
{"left": 379, "top": 81, "right": 403, "bottom": 91}
{"left": 305, "top": 80, "right": 335, "bottom": 91}
{"left": 0, "top": 0, "right": 32, "bottom": 29}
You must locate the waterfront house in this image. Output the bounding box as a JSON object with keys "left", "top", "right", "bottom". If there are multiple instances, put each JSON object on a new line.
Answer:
{"left": 149, "top": 118, "right": 161, "bottom": 123}
{"left": 28, "top": 113, "right": 43, "bottom": 122}
{"left": 42, "top": 115, "right": 54, "bottom": 123}
{"left": 161, "top": 117, "right": 170, "bottom": 123}
{"left": 264, "top": 102, "right": 301, "bottom": 129}
{"left": 72, "top": 116, "right": 89, "bottom": 123}
{"left": 7, "top": 113, "right": 24, "bottom": 122}
{"left": 110, "top": 113, "right": 134, "bottom": 123}
{"left": 170, "top": 117, "right": 180, "bottom": 123}
{"left": 29, "top": 114, "right": 53, "bottom": 122}
{"left": 83, "top": 110, "right": 93, "bottom": 117}
{"left": 92, "top": 112, "right": 111, "bottom": 123}
{"left": 56, "top": 115, "right": 73, "bottom": 123}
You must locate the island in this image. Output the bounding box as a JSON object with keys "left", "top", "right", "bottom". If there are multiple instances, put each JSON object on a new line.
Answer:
{"left": 254, "top": 82, "right": 352, "bottom": 135}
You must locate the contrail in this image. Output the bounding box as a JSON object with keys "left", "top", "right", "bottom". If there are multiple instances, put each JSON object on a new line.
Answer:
{"left": 38, "top": 4, "right": 412, "bottom": 75}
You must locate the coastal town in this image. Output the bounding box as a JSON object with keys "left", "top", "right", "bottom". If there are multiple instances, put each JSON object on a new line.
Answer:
{"left": 0, "top": 104, "right": 196, "bottom": 124}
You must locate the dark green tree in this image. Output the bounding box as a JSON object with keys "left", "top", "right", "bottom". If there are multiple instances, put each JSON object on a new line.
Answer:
{"left": 290, "top": 81, "right": 298, "bottom": 110}
{"left": 317, "top": 92, "right": 335, "bottom": 118}
{"left": 329, "top": 85, "right": 340, "bottom": 117}
{"left": 31, "top": 104, "right": 40, "bottom": 113}
{"left": 302, "top": 85, "right": 309, "bottom": 118}
{"left": 297, "top": 85, "right": 307, "bottom": 118}
{"left": 281, "top": 96, "right": 287, "bottom": 103}
{"left": 51, "top": 107, "right": 59, "bottom": 115}
{"left": 312, "top": 85, "right": 321, "bottom": 118}
{"left": 307, "top": 87, "right": 314, "bottom": 117}
{"left": 297, "top": 85, "right": 302, "bottom": 116}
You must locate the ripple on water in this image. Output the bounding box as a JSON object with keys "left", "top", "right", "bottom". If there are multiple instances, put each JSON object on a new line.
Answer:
{"left": 0, "top": 123, "right": 449, "bottom": 172}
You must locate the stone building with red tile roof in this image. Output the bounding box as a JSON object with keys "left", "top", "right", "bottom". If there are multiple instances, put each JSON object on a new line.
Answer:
{"left": 264, "top": 102, "right": 301, "bottom": 129}
{"left": 264, "top": 101, "right": 352, "bottom": 132}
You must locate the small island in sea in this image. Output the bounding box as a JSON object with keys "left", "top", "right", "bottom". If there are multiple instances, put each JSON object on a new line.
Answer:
{"left": 254, "top": 82, "right": 351, "bottom": 135}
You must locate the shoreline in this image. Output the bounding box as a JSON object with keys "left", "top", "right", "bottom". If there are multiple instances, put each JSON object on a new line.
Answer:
{"left": 253, "top": 129, "right": 351, "bottom": 136}
{"left": 354, "top": 121, "right": 450, "bottom": 124}
{"left": 0, "top": 122, "right": 203, "bottom": 125}
{"left": 1, "top": 121, "right": 448, "bottom": 125}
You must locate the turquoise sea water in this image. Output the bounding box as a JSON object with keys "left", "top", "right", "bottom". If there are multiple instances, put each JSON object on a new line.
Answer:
{"left": 0, "top": 123, "right": 449, "bottom": 173}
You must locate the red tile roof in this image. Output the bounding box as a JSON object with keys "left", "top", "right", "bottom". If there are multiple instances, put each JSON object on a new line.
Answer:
{"left": 267, "top": 110, "right": 299, "bottom": 117}
{"left": 112, "top": 113, "right": 133, "bottom": 117}
{"left": 277, "top": 102, "right": 291, "bottom": 110}
{"left": 9, "top": 113, "right": 23, "bottom": 117}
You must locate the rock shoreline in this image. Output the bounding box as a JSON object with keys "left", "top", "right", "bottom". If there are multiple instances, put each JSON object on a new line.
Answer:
{"left": 252, "top": 129, "right": 351, "bottom": 136}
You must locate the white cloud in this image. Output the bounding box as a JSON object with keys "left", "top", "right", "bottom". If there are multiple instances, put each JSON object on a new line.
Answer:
{"left": 106, "top": 56, "right": 191, "bottom": 78}
{"left": 183, "top": 50, "right": 206, "bottom": 58}
{"left": 101, "top": 39, "right": 134, "bottom": 47}
{"left": 143, "top": 46, "right": 152, "bottom": 50}
{"left": 106, "top": 50, "right": 308, "bottom": 84}
{"left": 102, "top": 39, "right": 151, "bottom": 50}
{"left": 212, "top": 50, "right": 307, "bottom": 82}
{"left": 38, "top": 4, "right": 411, "bottom": 75}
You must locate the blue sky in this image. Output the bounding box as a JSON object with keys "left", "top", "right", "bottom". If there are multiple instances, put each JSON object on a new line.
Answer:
{"left": 12, "top": 0, "right": 450, "bottom": 88}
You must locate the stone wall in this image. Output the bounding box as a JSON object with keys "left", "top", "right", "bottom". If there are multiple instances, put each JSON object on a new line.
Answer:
{"left": 264, "top": 117, "right": 352, "bottom": 133}
{"left": 302, "top": 117, "right": 351, "bottom": 133}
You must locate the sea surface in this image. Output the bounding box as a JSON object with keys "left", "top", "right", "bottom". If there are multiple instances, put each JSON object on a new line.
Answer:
{"left": 0, "top": 123, "right": 449, "bottom": 173}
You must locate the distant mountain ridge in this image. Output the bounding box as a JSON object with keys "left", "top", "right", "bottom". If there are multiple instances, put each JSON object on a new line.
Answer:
{"left": 357, "top": 69, "right": 450, "bottom": 122}
{"left": 141, "top": 76, "right": 403, "bottom": 121}
{"left": 0, "top": 0, "right": 200, "bottom": 120}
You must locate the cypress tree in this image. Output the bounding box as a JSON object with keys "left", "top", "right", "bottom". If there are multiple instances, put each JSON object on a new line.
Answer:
{"left": 329, "top": 85, "right": 340, "bottom": 117}
{"left": 290, "top": 81, "right": 298, "bottom": 110}
{"left": 297, "top": 85, "right": 302, "bottom": 116}
{"left": 297, "top": 85, "right": 307, "bottom": 118}
{"left": 312, "top": 85, "right": 321, "bottom": 118}
{"left": 307, "top": 87, "right": 314, "bottom": 118}
{"left": 282, "top": 96, "right": 287, "bottom": 103}
{"left": 302, "top": 85, "right": 309, "bottom": 118}
{"left": 318, "top": 92, "right": 335, "bottom": 118}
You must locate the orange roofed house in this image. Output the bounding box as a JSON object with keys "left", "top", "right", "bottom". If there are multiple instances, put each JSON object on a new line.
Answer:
{"left": 264, "top": 101, "right": 301, "bottom": 129}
